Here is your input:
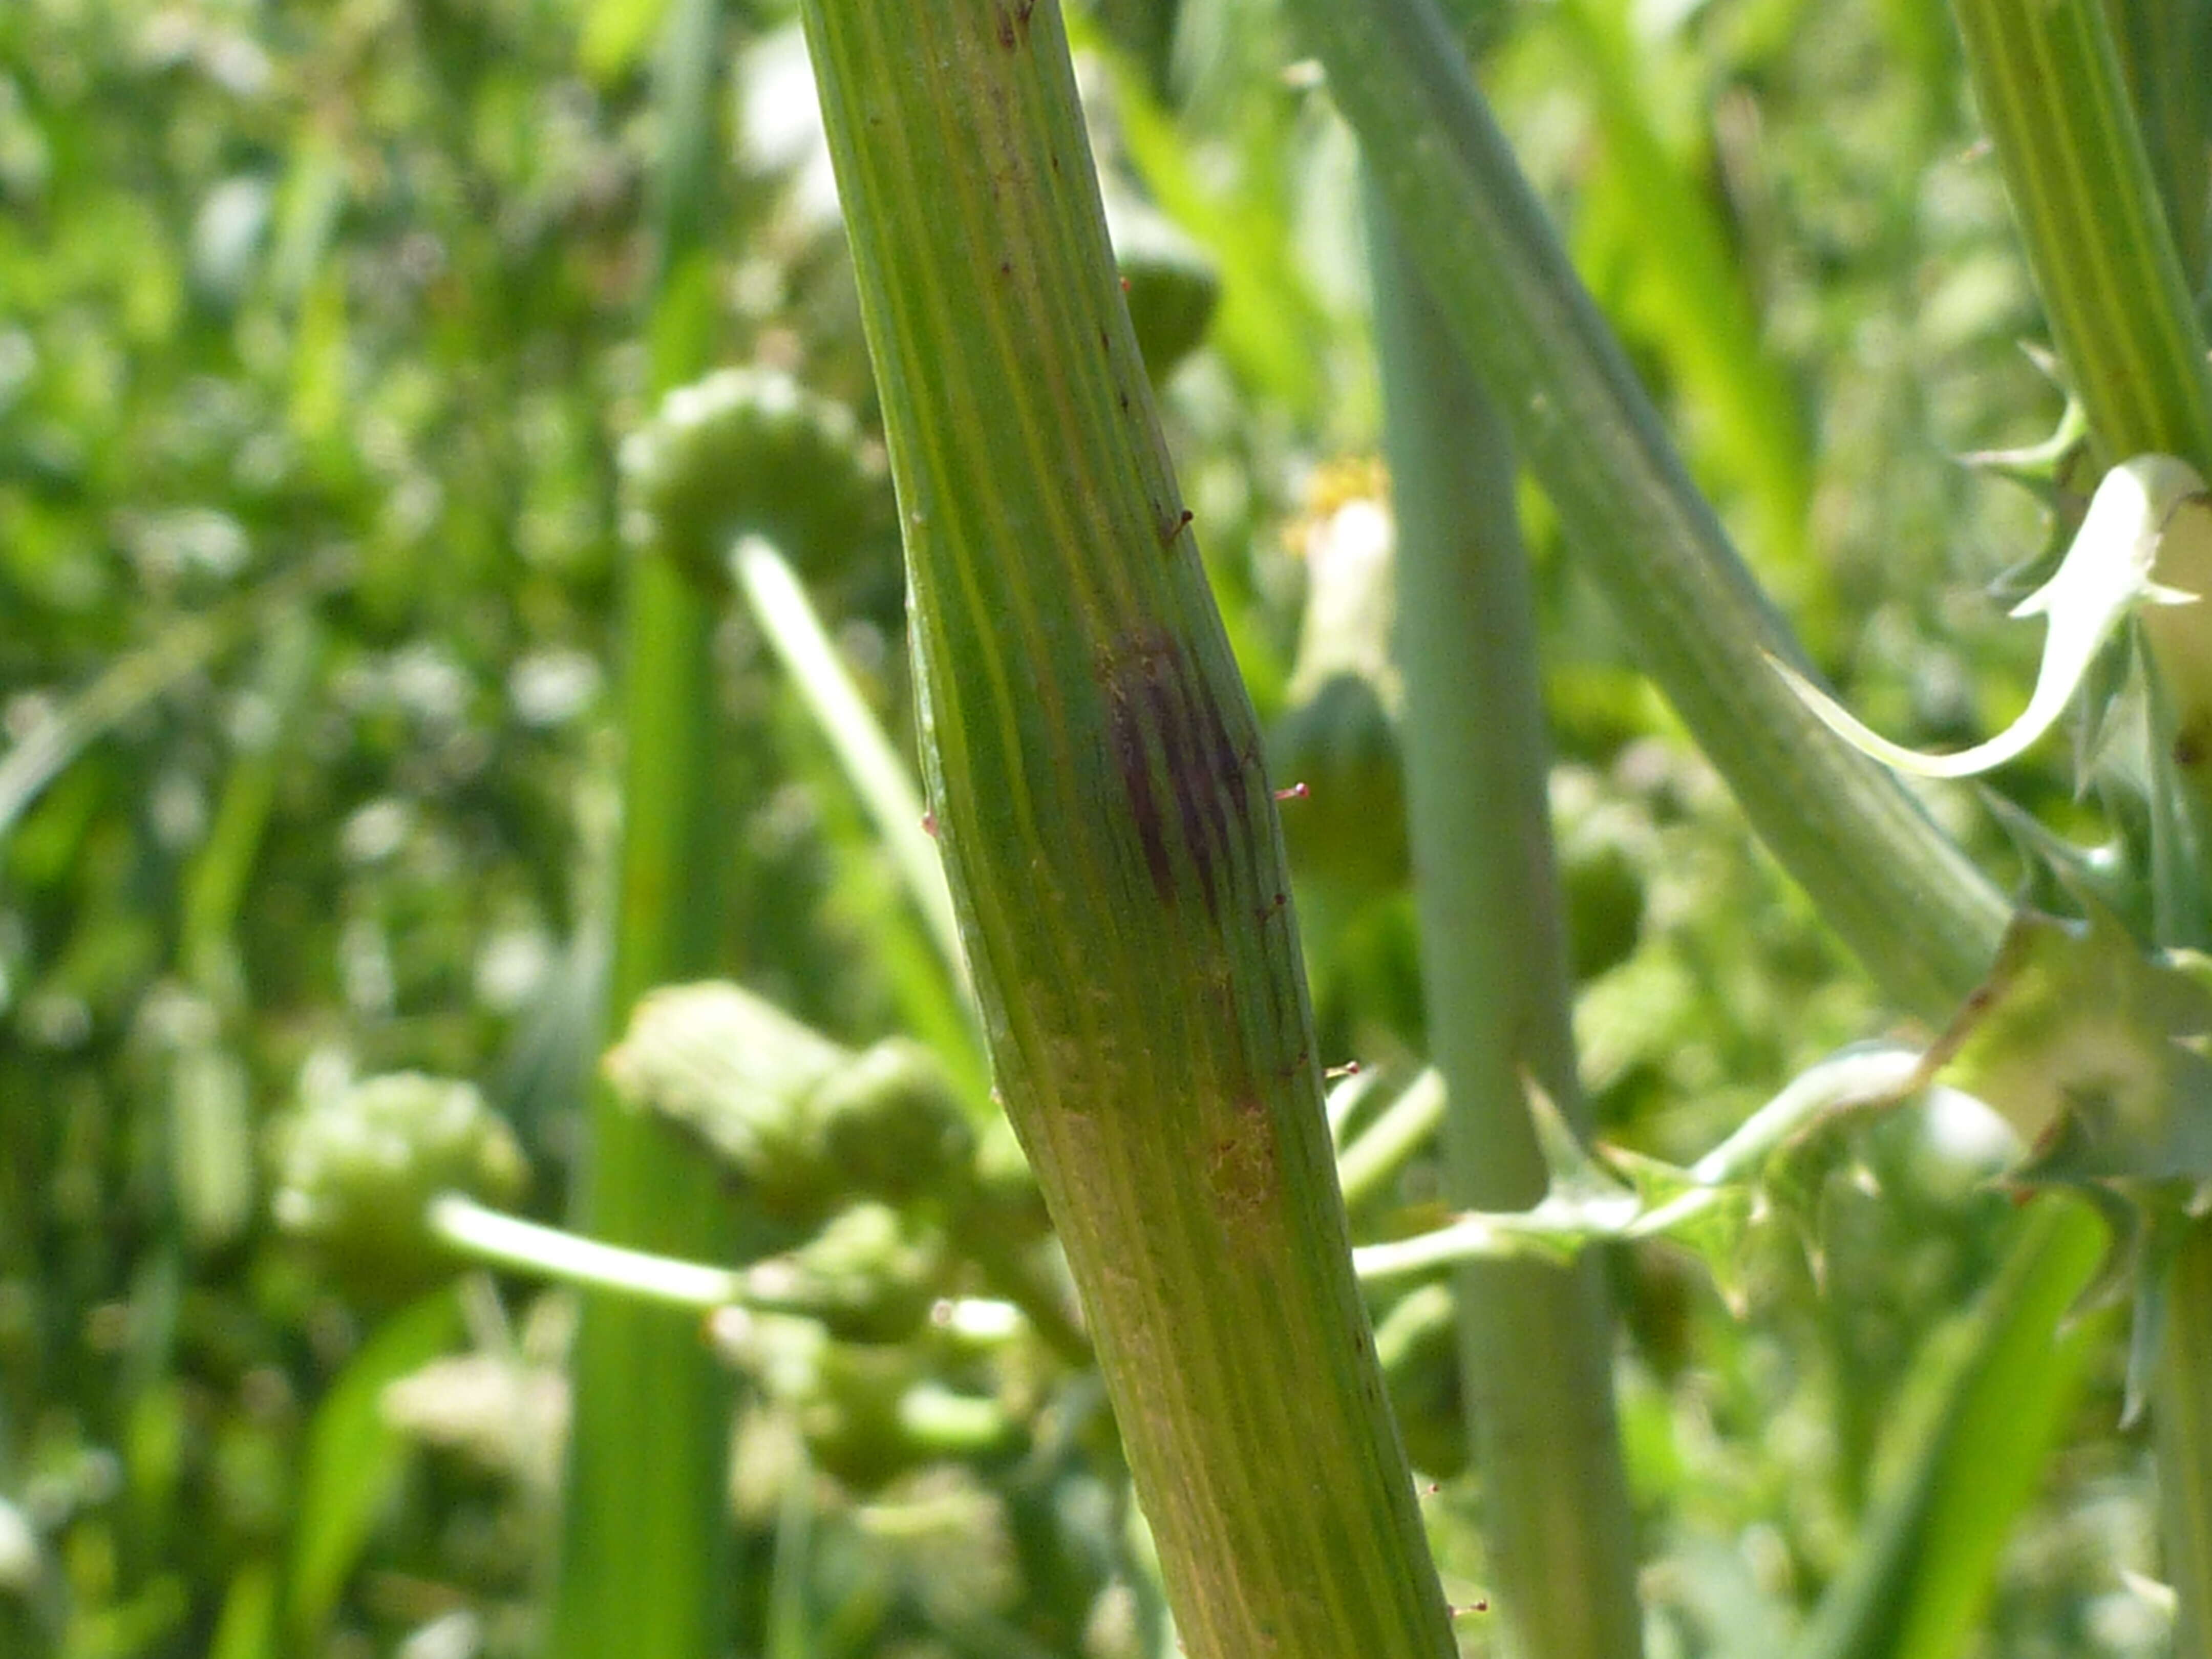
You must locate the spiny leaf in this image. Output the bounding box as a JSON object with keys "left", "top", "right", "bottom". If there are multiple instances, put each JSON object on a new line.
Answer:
{"left": 1772, "top": 455, "right": 2207, "bottom": 779}
{"left": 1926, "top": 902, "right": 2212, "bottom": 1182}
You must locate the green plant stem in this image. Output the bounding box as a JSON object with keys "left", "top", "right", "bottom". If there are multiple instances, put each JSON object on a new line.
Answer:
{"left": 2154, "top": 1220, "right": 2212, "bottom": 1655}
{"left": 1334, "top": 1069, "right": 1443, "bottom": 1211}
{"left": 1951, "top": 0, "right": 2212, "bottom": 474}
{"left": 1350, "top": 1045, "right": 1930, "bottom": 1282}
{"left": 1948, "top": 1, "right": 2212, "bottom": 1632}
{"left": 732, "top": 534, "right": 967, "bottom": 982}
{"left": 553, "top": 0, "right": 736, "bottom": 1650}
{"left": 1368, "top": 184, "right": 1643, "bottom": 1659}
{"left": 797, "top": 3, "right": 1454, "bottom": 1654}
{"left": 1284, "top": 0, "right": 2009, "bottom": 1024}
{"left": 2102, "top": 0, "right": 2212, "bottom": 295}
{"left": 433, "top": 1194, "right": 747, "bottom": 1310}
{"left": 430, "top": 1192, "right": 1047, "bottom": 1350}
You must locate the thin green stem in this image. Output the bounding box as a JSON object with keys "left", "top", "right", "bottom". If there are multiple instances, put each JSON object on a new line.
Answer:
{"left": 1349, "top": 1046, "right": 1929, "bottom": 1282}
{"left": 432, "top": 1194, "right": 747, "bottom": 1311}
{"left": 732, "top": 534, "right": 967, "bottom": 983}
{"left": 1952, "top": 0, "right": 2212, "bottom": 474}
{"left": 1334, "top": 1070, "right": 1443, "bottom": 1211}
{"left": 1369, "top": 182, "right": 1642, "bottom": 1659}
{"left": 2102, "top": 0, "right": 2212, "bottom": 296}
{"left": 2156, "top": 1221, "right": 2212, "bottom": 1654}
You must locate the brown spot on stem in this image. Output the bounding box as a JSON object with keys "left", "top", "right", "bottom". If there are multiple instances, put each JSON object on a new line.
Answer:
{"left": 2177, "top": 723, "right": 2207, "bottom": 769}
{"left": 1098, "top": 628, "right": 1253, "bottom": 921}
{"left": 993, "top": 5, "right": 1016, "bottom": 48}
{"left": 1208, "top": 1093, "right": 1282, "bottom": 1245}
{"left": 1106, "top": 666, "right": 1175, "bottom": 902}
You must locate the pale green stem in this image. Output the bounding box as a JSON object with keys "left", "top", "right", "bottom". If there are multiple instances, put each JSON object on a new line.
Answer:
{"left": 431, "top": 1193, "right": 1031, "bottom": 1342}
{"left": 1350, "top": 1046, "right": 1928, "bottom": 1282}
{"left": 1324, "top": 1061, "right": 1388, "bottom": 1145}
{"left": 1370, "top": 182, "right": 1642, "bottom": 1659}
{"left": 1950, "top": 0, "right": 2212, "bottom": 476}
{"left": 2103, "top": 0, "right": 2212, "bottom": 295}
{"left": 1335, "top": 1070, "right": 1444, "bottom": 1210}
{"left": 2157, "top": 1221, "right": 2212, "bottom": 1656}
{"left": 732, "top": 534, "right": 967, "bottom": 982}
{"left": 433, "top": 1194, "right": 746, "bottom": 1310}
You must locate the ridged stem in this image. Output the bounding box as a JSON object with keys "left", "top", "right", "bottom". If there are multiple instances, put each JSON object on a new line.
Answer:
{"left": 2102, "top": 0, "right": 2212, "bottom": 296}
{"left": 1951, "top": 0, "right": 2212, "bottom": 473}
{"left": 797, "top": 4, "right": 1454, "bottom": 1653}
{"left": 1368, "top": 183, "right": 1644, "bottom": 1658}
{"left": 552, "top": 0, "right": 737, "bottom": 1649}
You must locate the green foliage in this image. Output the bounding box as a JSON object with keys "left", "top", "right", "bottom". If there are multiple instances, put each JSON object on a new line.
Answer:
{"left": 7, "top": 0, "right": 2209, "bottom": 1653}
{"left": 604, "top": 980, "right": 975, "bottom": 1221}
{"left": 271, "top": 1072, "right": 527, "bottom": 1298}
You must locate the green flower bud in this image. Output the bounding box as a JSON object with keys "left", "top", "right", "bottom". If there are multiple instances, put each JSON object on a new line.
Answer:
{"left": 714, "top": 1310, "right": 1017, "bottom": 1490}
{"left": 604, "top": 982, "right": 975, "bottom": 1219}
{"left": 270, "top": 1072, "right": 526, "bottom": 1298}
{"left": 1271, "top": 475, "right": 1409, "bottom": 894}
{"left": 1551, "top": 767, "right": 1648, "bottom": 983}
{"left": 741, "top": 1203, "right": 946, "bottom": 1343}
{"left": 619, "top": 367, "right": 894, "bottom": 591}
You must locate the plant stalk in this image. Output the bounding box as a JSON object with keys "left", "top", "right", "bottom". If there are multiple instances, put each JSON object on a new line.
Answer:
{"left": 1951, "top": 0, "right": 2212, "bottom": 475}
{"left": 1368, "top": 182, "right": 1643, "bottom": 1659}
{"left": 797, "top": 3, "right": 1455, "bottom": 1653}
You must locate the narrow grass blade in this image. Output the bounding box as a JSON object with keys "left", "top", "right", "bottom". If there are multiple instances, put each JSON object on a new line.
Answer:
{"left": 1790, "top": 1203, "right": 2110, "bottom": 1659}
{"left": 552, "top": 0, "right": 739, "bottom": 1650}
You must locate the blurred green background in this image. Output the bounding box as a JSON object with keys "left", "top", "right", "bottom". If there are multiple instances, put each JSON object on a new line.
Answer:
{"left": 0, "top": 0, "right": 2166, "bottom": 1653}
